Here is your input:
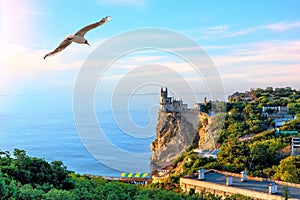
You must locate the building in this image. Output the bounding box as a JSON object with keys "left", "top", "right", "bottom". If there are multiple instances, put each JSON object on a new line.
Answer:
{"left": 151, "top": 162, "right": 174, "bottom": 183}
{"left": 160, "top": 87, "right": 210, "bottom": 113}
{"left": 194, "top": 97, "right": 207, "bottom": 112}
{"left": 120, "top": 173, "right": 151, "bottom": 185}
{"left": 160, "top": 87, "right": 188, "bottom": 112}
{"left": 262, "top": 106, "right": 294, "bottom": 128}
{"left": 292, "top": 137, "right": 300, "bottom": 156}
{"left": 180, "top": 169, "right": 300, "bottom": 200}
{"left": 227, "top": 90, "right": 256, "bottom": 103}
{"left": 193, "top": 149, "right": 220, "bottom": 159}
{"left": 262, "top": 106, "right": 289, "bottom": 114}
{"left": 194, "top": 103, "right": 205, "bottom": 112}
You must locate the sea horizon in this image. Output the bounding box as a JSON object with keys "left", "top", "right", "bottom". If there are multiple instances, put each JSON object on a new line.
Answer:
{"left": 0, "top": 95, "right": 157, "bottom": 177}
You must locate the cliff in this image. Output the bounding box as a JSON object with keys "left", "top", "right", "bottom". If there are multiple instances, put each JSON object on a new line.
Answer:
{"left": 198, "top": 112, "right": 216, "bottom": 150}
{"left": 150, "top": 110, "right": 215, "bottom": 171}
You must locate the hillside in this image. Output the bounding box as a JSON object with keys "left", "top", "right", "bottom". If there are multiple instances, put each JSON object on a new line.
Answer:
{"left": 152, "top": 87, "right": 300, "bottom": 184}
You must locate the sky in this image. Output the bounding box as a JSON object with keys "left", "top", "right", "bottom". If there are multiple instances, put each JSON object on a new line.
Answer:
{"left": 1, "top": 0, "right": 300, "bottom": 109}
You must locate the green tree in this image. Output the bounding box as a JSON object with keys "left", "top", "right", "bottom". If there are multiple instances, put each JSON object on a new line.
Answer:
{"left": 274, "top": 156, "right": 299, "bottom": 183}
{"left": 287, "top": 103, "right": 300, "bottom": 115}
{"left": 249, "top": 139, "right": 285, "bottom": 171}
{"left": 2, "top": 149, "right": 72, "bottom": 189}
{"left": 217, "top": 139, "right": 249, "bottom": 171}
{"left": 0, "top": 176, "right": 17, "bottom": 200}
{"left": 0, "top": 176, "right": 9, "bottom": 200}
{"left": 249, "top": 142, "right": 268, "bottom": 168}
{"left": 282, "top": 186, "right": 290, "bottom": 200}
{"left": 17, "top": 184, "right": 45, "bottom": 200}
{"left": 43, "top": 189, "right": 75, "bottom": 200}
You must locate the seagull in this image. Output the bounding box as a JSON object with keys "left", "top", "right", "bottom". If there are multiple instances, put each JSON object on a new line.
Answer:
{"left": 44, "top": 16, "right": 111, "bottom": 59}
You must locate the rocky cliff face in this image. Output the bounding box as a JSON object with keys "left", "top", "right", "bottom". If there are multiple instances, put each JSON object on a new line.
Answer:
{"left": 150, "top": 110, "right": 216, "bottom": 171}
{"left": 198, "top": 113, "right": 215, "bottom": 150}
{"left": 150, "top": 111, "right": 197, "bottom": 171}
{"left": 150, "top": 111, "right": 219, "bottom": 171}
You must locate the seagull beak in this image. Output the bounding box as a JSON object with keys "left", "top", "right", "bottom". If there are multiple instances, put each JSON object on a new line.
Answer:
{"left": 85, "top": 41, "right": 90, "bottom": 46}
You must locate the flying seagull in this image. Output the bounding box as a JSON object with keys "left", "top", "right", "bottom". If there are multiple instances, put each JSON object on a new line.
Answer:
{"left": 44, "top": 16, "right": 111, "bottom": 59}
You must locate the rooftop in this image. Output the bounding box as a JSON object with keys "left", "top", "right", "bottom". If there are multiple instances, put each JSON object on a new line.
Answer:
{"left": 205, "top": 172, "right": 300, "bottom": 198}
{"left": 182, "top": 170, "right": 300, "bottom": 199}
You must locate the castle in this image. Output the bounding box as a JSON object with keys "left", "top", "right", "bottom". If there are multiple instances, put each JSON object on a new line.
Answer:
{"left": 160, "top": 87, "right": 207, "bottom": 113}
{"left": 159, "top": 87, "right": 188, "bottom": 112}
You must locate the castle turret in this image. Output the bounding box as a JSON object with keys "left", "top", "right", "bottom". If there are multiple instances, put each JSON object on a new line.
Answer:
{"left": 159, "top": 87, "right": 187, "bottom": 112}
{"left": 160, "top": 87, "right": 168, "bottom": 106}
{"left": 203, "top": 97, "right": 207, "bottom": 106}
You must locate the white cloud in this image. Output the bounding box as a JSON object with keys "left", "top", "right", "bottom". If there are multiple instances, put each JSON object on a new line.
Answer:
{"left": 210, "top": 40, "right": 300, "bottom": 91}
{"left": 227, "top": 26, "right": 258, "bottom": 37}
{"left": 184, "top": 24, "right": 230, "bottom": 40}
{"left": 228, "top": 20, "right": 300, "bottom": 37}
{"left": 28, "top": 10, "right": 46, "bottom": 16}
{"left": 0, "top": 43, "right": 91, "bottom": 94}
{"left": 205, "top": 24, "right": 230, "bottom": 34}
{"left": 2, "top": 26, "right": 299, "bottom": 97}
{"left": 188, "top": 20, "right": 300, "bottom": 39}
{"left": 100, "top": 39, "right": 300, "bottom": 94}
{"left": 265, "top": 21, "right": 300, "bottom": 32}
{"left": 213, "top": 40, "right": 300, "bottom": 65}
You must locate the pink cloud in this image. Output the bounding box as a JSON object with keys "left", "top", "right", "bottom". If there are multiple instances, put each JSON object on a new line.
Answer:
{"left": 211, "top": 40, "right": 300, "bottom": 90}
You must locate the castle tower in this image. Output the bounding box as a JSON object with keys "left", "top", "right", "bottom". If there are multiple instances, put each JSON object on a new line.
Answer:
{"left": 160, "top": 87, "right": 173, "bottom": 112}
{"left": 160, "top": 87, "right": 168, "bottom": 105}
{"left": 203, "top": 97, "right": 207, "bottom": 106}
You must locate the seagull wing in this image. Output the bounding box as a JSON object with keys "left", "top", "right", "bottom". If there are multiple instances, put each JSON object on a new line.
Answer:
{"left": 75, "top": 16, "right": 111, "bottom": 37}
{"left": 44, "top": 38, "right": 72, "bottom": 59}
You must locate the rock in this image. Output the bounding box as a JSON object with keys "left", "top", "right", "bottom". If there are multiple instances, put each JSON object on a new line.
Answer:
{"left": 150, "top": 110, "right": 200, "bottom": 171}
{"left": 198, "top": 113, "right": 215, "bottom": 150}
{"left": 150, "top": 109, "right": 221, "bottom": 172}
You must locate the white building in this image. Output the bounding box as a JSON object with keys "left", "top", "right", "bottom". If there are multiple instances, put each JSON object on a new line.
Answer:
{"left": 262, "top": 106, "right": 289, "bottom": 114}
{"left": 262, "top": 106, "right": 293, "bottom": 128}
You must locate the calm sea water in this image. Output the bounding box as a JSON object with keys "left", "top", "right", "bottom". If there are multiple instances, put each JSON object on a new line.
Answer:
{"left": 0, "top": 95, "right": 157, "bottom": 177}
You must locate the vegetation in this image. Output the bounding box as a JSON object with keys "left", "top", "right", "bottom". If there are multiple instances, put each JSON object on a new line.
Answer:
{"left": 172, "top": 87, "right": 300, "bottom": 183}
{"left": 273, "top": 155, "right": 300, "bottom": 183}
{"left": 0, "top": 149, "right": 251, "bottom": 199}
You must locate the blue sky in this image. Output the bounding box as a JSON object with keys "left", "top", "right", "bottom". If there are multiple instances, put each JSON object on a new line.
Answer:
{"left": 1, "top": 0, "right": 300, "bottom": 109}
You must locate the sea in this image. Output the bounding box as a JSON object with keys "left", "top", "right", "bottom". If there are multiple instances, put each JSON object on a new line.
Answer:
{"left": 0, "top": 94, "right": 158, "bottom": 177}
